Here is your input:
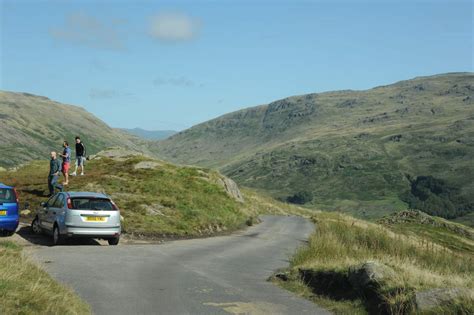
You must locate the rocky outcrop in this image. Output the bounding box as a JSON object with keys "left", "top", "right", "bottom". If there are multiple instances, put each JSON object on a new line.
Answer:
{"left": 89, "top": 147, "right": 145, "bottom": 161}
{"left": 348, "top": 261, "right": 397, "bottom": 291}
{"left": 415, "top": 287, "right": 472, "bottom": 312}
{"left": 379, "top": 210, "right": 474, "bottom": 240}
{"left": 214, "top": 177, "right": 244, "bottom": 203}
{"left": 134, "top": 161, "right": 163, "bottom": 170}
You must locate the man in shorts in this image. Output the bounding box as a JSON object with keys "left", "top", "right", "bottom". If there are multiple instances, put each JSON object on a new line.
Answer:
{"left": 60, "top": 141, "right": 71, "bottom": 185}
{"left": 71, "top": 136, "right": 86, "bottom": 176}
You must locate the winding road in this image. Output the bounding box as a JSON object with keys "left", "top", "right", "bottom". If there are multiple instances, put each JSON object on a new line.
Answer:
{"left": 29, "top": 215, "right": 329, "bottom": 315}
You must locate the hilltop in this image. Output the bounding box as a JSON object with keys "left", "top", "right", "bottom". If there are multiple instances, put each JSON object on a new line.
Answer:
{"left": 0, "top": 91, "right": 148, "bottom": 168}
{"left": 153, "top": 73, "right": 474, "bottom": 224}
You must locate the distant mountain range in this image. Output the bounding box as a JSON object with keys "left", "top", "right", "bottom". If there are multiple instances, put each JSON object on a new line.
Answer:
{"left": 153, "top": 73, "right": 474, "bottom": 224}
{"left": 120, "top": 128, "right": 177, "bottom": 140}
{"left": 0, "top": 91, "right": 149, "bottom": 168}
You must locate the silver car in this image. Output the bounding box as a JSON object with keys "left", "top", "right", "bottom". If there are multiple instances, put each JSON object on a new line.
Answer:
{"left": 31, "top": 192, "right": 121, "bottom": 246}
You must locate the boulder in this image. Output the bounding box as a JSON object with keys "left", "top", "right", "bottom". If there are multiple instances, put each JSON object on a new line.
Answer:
{"left": 134, "top": 161, "right": 163, "bottom": 170}
{"left": 215, "top": 177, "right": 244, "bottom": 203}
{"left": 90, "top": 147, "right": 145, "bottom": 161}
{"left": 348, "top": 261, "right": 397, "bottom": 290}
{"left": 415, "top": 287, "right": 472, "bottom": 312}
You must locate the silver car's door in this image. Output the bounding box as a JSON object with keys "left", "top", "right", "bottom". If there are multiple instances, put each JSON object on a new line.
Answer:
{"left": 40, "top": 195, "right": 57, "bottom": 231}
{"left": 48, "top": 193, "right": 65, "bottom": 229}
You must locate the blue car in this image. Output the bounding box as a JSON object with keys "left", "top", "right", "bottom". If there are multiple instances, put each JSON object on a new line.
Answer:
{"left": 0, "top": 183, "right": 20, "bottom": 235}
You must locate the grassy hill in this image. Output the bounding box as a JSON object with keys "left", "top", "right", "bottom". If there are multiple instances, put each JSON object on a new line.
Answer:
{"left": 153, "top": 73, "right": 474, "bottom": 224}
{"left": 120, "top": 128, "right": 177, "bottom": 140}
{"left": 0, "top": 149, "right": 292, "bottom": 237}
{"left": 0, "top": 91, "right": 148, "bottom": 168}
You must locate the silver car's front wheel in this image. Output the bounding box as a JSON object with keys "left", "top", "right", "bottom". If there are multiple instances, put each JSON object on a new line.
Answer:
{"left": 52, "top": 225, "right": 63, "bottom": 246}
{"left": 31, "top": 217, "right": 42, "bottom": 235}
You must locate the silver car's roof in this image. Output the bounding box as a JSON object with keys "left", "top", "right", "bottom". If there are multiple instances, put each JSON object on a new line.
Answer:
{"left": 65, "top": 192, "right": 110, "bottom": 199}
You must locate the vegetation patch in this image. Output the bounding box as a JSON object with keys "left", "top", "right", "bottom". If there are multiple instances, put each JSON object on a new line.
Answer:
{"left": 0, "top": 241, "right": 90, "bottom": 314}
{"left": 274, "top": 211, "right": 474, "bottom": 314}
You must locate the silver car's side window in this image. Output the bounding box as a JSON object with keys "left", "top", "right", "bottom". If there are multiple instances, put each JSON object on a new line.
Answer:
{"left": 53, "top": 194, "right": 65, "bottom": 208}
{"left": 46, "top": 195, "right": 58, "bottom": 208}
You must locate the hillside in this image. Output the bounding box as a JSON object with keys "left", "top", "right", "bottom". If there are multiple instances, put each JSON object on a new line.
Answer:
{"left": 120, "top": 128, "right": 177, "bottom": 140}
{"left": 0, "top": 148, "right": 289, "bottom": 237}
{"left": 0, "top": 91, "right": 147, "bottom": 168}
{"left": 153, "top": 73, "right": 474, "bottom": 224}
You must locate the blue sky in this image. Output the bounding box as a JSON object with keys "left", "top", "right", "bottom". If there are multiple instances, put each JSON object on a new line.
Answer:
{"left": 1, "top": 0, "right": 472, "bottom": 130}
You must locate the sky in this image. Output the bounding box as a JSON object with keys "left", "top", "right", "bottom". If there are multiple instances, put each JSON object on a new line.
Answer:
{"left": 1, "top": 0, "right": 472, "bottom": 131}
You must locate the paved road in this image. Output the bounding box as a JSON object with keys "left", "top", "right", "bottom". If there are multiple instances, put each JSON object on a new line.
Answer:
{"left": 29, "top": 215, "right": 329, "bottom": 315}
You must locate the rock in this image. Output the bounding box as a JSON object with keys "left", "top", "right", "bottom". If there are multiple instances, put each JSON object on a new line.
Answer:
{"left": 348, "top": 262, "right": 401, "bottom": 314}
{"left": 415, "top": 287, "right": 472, "bottom": 312}
{"left": 215, "top": 177, "right": 244, "bottom": 203}
{"left": 134, "top": 161, "right": 163, "bottom": 170}
{"left": 142, "top": 204, "right": 165, "bottom": 216}
{"left": 274, "top": 271, "right": 290, "bottom": 281}
{"left": 91, "top": 147, "right": 145, "bottom": 161}
{"left": 348, "top": 261, "right": 397, "bottom": 290}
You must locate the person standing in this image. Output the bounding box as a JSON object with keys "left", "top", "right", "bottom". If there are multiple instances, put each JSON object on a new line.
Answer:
{"left": 48, "top": 151, "right": 63, "bottom": 196}
{"left": 60, "top": 141, "right": 71, "bottom": 185}
{"left": 71, "top": 136, "right": 86, "bottom": 176}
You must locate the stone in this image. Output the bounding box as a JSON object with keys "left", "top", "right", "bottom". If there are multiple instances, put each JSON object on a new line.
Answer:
{"left": 215, "top": 177, "right": 244, "bottom": 203}
{"left": 415, "top": 287, "right": 472, "bottom": 312}
{"left": 143, "top": 204, "right": 165, "bottom": 216}
{"left": 134, "top": 161, "right": 163, "bottom": 170}
{"left": 348, "top": 261, "right": 397, "bottom": 290}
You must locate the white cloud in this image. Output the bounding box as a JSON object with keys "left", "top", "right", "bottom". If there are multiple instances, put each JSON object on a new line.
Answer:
{"left": 50, "top": 12, "right": 125, "bottom": 51}
{"left": 149, "top": 12, "right": 201, "bottom": 42}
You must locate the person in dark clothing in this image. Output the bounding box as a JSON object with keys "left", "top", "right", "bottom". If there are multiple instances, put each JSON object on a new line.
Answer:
{"left": 48, "top": 151, "right": 63, "bottom": 196}
{"left": 71, "top": 136, "right": 86, "bottom": 176}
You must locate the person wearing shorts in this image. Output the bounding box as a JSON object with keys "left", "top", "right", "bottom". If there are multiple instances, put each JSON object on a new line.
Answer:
{"left": 60, "top": 141, "right": 71, "bottom": 185}
{"left": 72, "top": 136, "right": 86, "bottom": 176}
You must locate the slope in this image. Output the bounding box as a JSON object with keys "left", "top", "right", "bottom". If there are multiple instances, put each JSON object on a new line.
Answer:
{"left": 153, "top": 73, "right": 474, "bottom": 222}
{"left": 0, "top": 91, "right": 147, "bottom": 168}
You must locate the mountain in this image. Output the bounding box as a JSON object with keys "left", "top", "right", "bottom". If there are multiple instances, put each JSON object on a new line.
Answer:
{"left": 120, "top": 128, "right": 177, "bottom": 140}
{"left": 153, "top": 73, "right": 474, "bottom": 224}
{"left": 0, "top": 91, "right": 148, "bottom": 168}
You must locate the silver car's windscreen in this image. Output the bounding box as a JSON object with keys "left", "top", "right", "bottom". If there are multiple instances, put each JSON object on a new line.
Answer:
{"left": 0, "top": 188, "right": 15, "bottom": 203}
{"left": 70, "top": 198, "right": 116, "bottom": 211}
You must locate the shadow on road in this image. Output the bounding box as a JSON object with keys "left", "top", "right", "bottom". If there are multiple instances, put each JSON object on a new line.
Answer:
{"left": 16, "top": 225, "right": 102, "bottom": 246}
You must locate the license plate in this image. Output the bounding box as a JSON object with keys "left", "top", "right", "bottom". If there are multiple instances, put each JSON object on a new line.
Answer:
{"left": 0, "top": 210, "right": 6, "bottom": 216}
{"left": 85, "top": 216, "right": 106, "bottom": 222}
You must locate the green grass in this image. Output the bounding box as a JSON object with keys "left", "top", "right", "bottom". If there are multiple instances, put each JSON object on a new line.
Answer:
{"left": 0, "top": 241, "right": 90, "bottom": 314}
{"left": 279, "top": 211, "right": 474, "bottom": 314}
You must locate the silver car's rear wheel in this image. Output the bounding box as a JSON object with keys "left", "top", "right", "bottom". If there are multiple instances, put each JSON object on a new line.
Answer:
{"left": 108, "top": 236, "right": 120, "bottom": 246}
{"left": 31, "top": 217, "right": 42, "bottom": 235}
